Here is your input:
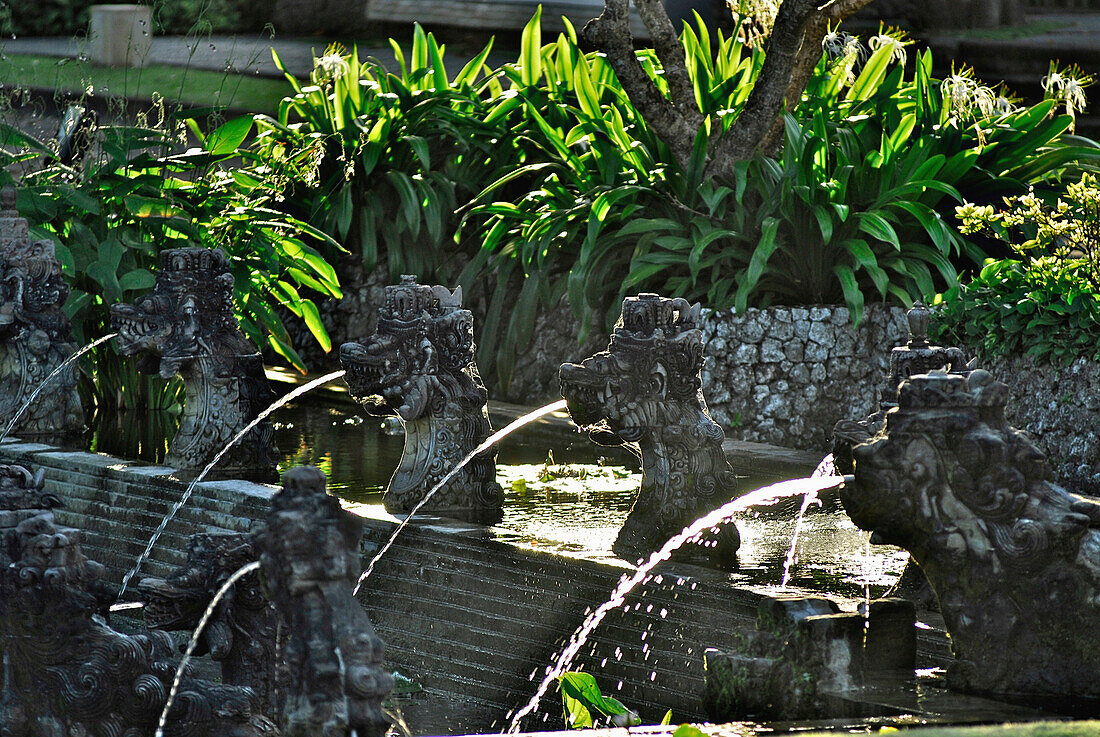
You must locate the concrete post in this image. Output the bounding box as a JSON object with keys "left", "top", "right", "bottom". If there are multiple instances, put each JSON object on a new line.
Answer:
{"left": 89, "top": 4, "right": 152, "bottom": 67}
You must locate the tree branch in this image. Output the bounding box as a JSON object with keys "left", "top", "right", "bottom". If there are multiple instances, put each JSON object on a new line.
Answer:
{"left": 582, "top": 0, "right": 700, "bottom": 170}
{"left": 631, "top": 0, "right": 701, "bottom": 119}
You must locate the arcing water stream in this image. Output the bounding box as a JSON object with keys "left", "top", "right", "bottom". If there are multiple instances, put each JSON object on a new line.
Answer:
{"left": 154, "top": 560, "right": 261, "bottom": 737}
{"left": 115, "top": 370, "right": 348, "bottom": 602}
{"left": 505, "top": 474, "right": 846, "bottom": 733}
{"left": 352, "top": 398, "right": 569, "bottom": 594}
{"left": 0, "top": 332, "right": 117, "bottom": 444}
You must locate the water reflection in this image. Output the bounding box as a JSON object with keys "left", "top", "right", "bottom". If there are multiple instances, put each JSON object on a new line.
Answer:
{"left": 84, "top": 399, "right": 906, "bottom": 597}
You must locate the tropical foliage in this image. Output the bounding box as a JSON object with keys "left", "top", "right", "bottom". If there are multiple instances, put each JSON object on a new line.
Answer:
{"left": 0, "top": 115, "right": 340, "bottom": 409}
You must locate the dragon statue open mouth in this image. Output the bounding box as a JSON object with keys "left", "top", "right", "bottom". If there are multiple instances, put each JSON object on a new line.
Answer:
{"left": 0, "top": 185, "right": 82, "bottom": 438}
{"left": 560, "top": 294, "right": 741, "bottom": 566}
{"left": 340, "top": 276, "right": 502, "bottom": 523}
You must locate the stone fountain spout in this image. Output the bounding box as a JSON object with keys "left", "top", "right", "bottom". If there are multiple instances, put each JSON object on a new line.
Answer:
{"left": 559, "top": 293, "right": 741, "bottom": 565}
{"left": 109, "top": 247, "right": 278, "bottom": 480}
{"left": 841, "top": 370, "right": 1100, "bottom": 700}
{"left": 339, "top": 275, "right": 503, "bottom": 524}
{"left": 0, "top": 463, "right": 275, "bottom": 736}
{"left": 0, "top": 185, "right": 82, "bottom": 439}
{"left": 139, "top": 531, "right": 279, "bottom": 713}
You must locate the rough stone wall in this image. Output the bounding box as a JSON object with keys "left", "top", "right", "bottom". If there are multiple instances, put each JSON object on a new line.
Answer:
{"left": 982, "top": 355, "right": 1100, "bottom": 495}
{"left": 699, "top": 304, "right": 909, "bottom": 452}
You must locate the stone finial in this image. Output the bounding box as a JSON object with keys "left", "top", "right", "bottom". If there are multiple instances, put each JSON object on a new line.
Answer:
{"left": 253, "top": 466, "right": 393, "bottom": 736}
{"left": 339, "top": 277, "right": 502, "bottom": 523}
{"left": 1, "top": 184, "right": 16, "bottom": 213}
{"left": 905, "top": 301, "right": 931, "bottom": 348}
{"left": 560, "top": 293, "right": 740, "bottom": 566}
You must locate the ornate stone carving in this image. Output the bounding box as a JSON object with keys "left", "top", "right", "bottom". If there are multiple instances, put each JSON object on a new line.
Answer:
{"left": 253, "top": 466, "right": 392, "bottom": 737}
{"left": 832, "top": 301, "right": 970, "bottom": 475}
{"left": 339, "top": 275, "right": 503, "bottom": 523}
{"left": 841, "top": 370, "right": 1100, "bottom": 699}
{"left": 559, "top": 294, "right": 740, "bottom": 565}
{"left": 140, "top": 532, "right": 278, "bottom": 713}
{"left": 0, "top": 463, "right": 275, "bottom": 736}
{"left": 0, "top": 185, "right": 82, "bottom": 438}
{"left": 110, "top": 247, "right": 278, "bottom": 480}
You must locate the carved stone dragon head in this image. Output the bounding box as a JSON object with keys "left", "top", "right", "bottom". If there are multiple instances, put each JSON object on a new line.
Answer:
{"left": 340, "top": 275, "right": 479, "bottom": 421}
{"left": 110, "top": 248, "right": 253, "bottom": 379}
{"left": 841, "top": 370, "right": 1100, "bottom": 699}
{"left": 0, "top": 186, "right": 73, "bottom": 349}
{"left": 559, "top": 294, "right": 705, "bottom": 442}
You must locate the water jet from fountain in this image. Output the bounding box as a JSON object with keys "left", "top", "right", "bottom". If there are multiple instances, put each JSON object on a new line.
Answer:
{"left": 506, "top": 474, "right": 845, "bottom": 732}
{"left": 117, "top": 369, "right": 347, "bottom": 601}
{"left": 353, "top": 398, "right": 568, "bottom": 594}
{"left": 0, "top": 332, "right": 117, "bottom": 444}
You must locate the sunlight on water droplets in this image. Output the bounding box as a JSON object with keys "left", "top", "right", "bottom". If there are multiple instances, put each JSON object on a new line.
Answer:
{"left": 505, "top": 474, "right": 845, "bottom": 733}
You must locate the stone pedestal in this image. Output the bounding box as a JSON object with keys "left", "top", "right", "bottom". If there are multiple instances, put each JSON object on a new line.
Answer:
{"left": 89, "top": 4, "right": 152, "bottom": 67}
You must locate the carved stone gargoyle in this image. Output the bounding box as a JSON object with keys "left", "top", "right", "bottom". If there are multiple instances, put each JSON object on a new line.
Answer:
{"left": 0, "top": 185, "right": 82, "bottom": 438}
{"left": 832, "top": 301, "right": 970, "bottom": 475}
{"left": 559, "top": 294, "right": 741, "bottom": 565}
{"left": 253, "top": 466, "right": 393, "bottom": 737}
{"left": 110, "top": 247, "right": 278, "bottom": 480}
{"left": 139, "top": 532, "right": 279, "bottom": 714}
{"left": 339, "top": 275, "right": 503, "bottom": 524}
{"left": 840, "top": 371, "right": 1100, "bottom": 701}
{"left": 0, "top": 463, "right": 276, "bottom": 736}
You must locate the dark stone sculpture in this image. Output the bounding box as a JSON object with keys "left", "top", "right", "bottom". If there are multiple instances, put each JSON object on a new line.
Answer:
{"left": 841, "top": 370, "right": 1100, "bottom": 700}
{"left": 140, "top": 532, "right": 278, "bottom": 713}
{"left": 0, "top": 463, "right": 275, "bottom": 736}
{"left": 0, "top": 185, "right": 82, "bottom": 438}
{"left": 253, "top": 466, "right": 393, "bottom": 737}
{"left": 832, "top": 301, "right": 969, "bottom": 475}
{"left": 559, "top": 294, "right": 740, "bottom": 565}
{"left": 340, "top": 275, "right": 503, "bottom": 523}
{"left": 110, "top": 247, "right": 278, "bottom": 480}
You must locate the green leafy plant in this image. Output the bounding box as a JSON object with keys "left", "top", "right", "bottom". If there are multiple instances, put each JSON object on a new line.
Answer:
{"left": 557, "top": 671, "right": 670, "bottom": 729}
{"left": 933, "top": 258, "right": 1100, "bottom": 364}
{"left": 0, "top": 113, "right": 341, "bottom": 409}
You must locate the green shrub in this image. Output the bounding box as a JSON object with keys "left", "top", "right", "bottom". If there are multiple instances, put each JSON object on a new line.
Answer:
{"left": 0, "top": 114, "right": 340, "bottom": 409}
{"left": 933, "top": 258, "right": 1100, "bottom": 363}
{"left": 5, "top": 0, "right": 259, "bottom": 36}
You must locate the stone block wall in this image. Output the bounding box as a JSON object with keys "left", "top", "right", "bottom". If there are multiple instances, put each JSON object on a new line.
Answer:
{"left": 700, "top": 304, "right": 909, "bottom": 452}
{"left": 983, "top": 354, "right": 1100, "bottom": 495}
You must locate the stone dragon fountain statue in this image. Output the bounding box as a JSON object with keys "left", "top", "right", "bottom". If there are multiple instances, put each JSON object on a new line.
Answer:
{"left": 139, "top": 531, "right": 279, "bottom": 713}
{"left": 340, "top": 276, "right": 503, "bottom": 523}
{"left": 0, "top": 185, "right": 82, "bottom": 438}
{"left": 841, "top": 370, "right": 1100, "bottom": 700}
{"left": 559, "top": 293, "right": 741, "bottom": 565}
{"left": 0, "top": 463, "right": 274, "bottom": 735}
{"left": 110, "top": 247, "right": 278, "bottom": 480}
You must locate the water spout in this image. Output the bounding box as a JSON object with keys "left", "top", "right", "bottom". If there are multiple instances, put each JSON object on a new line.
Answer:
{"left": 154, "top": 560, "right": 261, "bottom": 737}
{"left": 117, "top": 370, "right": 347, "bottom": 602}
{"left": 353, "top": 399, "right": 568, "bottom": 595}
{"left": 0, "top": 332, "right": 116, "bottom": 444}
{"left": 506, "top": 474, "right": 845, "bottom": 732}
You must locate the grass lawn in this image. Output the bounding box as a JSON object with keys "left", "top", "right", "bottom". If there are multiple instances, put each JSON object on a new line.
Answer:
{"left": 0, "top": 54, "right": 290, "bottom": 113}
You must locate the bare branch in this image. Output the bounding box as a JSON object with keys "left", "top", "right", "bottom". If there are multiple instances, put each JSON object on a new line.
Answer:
{"left": 583, "top": 0, "right": 700, "bottom": 170}
{"left": 631, "top": 0, "right": 701, "bottom": 119}
{"left": 705, "top": 0, "right": 819, "bottom": 177}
